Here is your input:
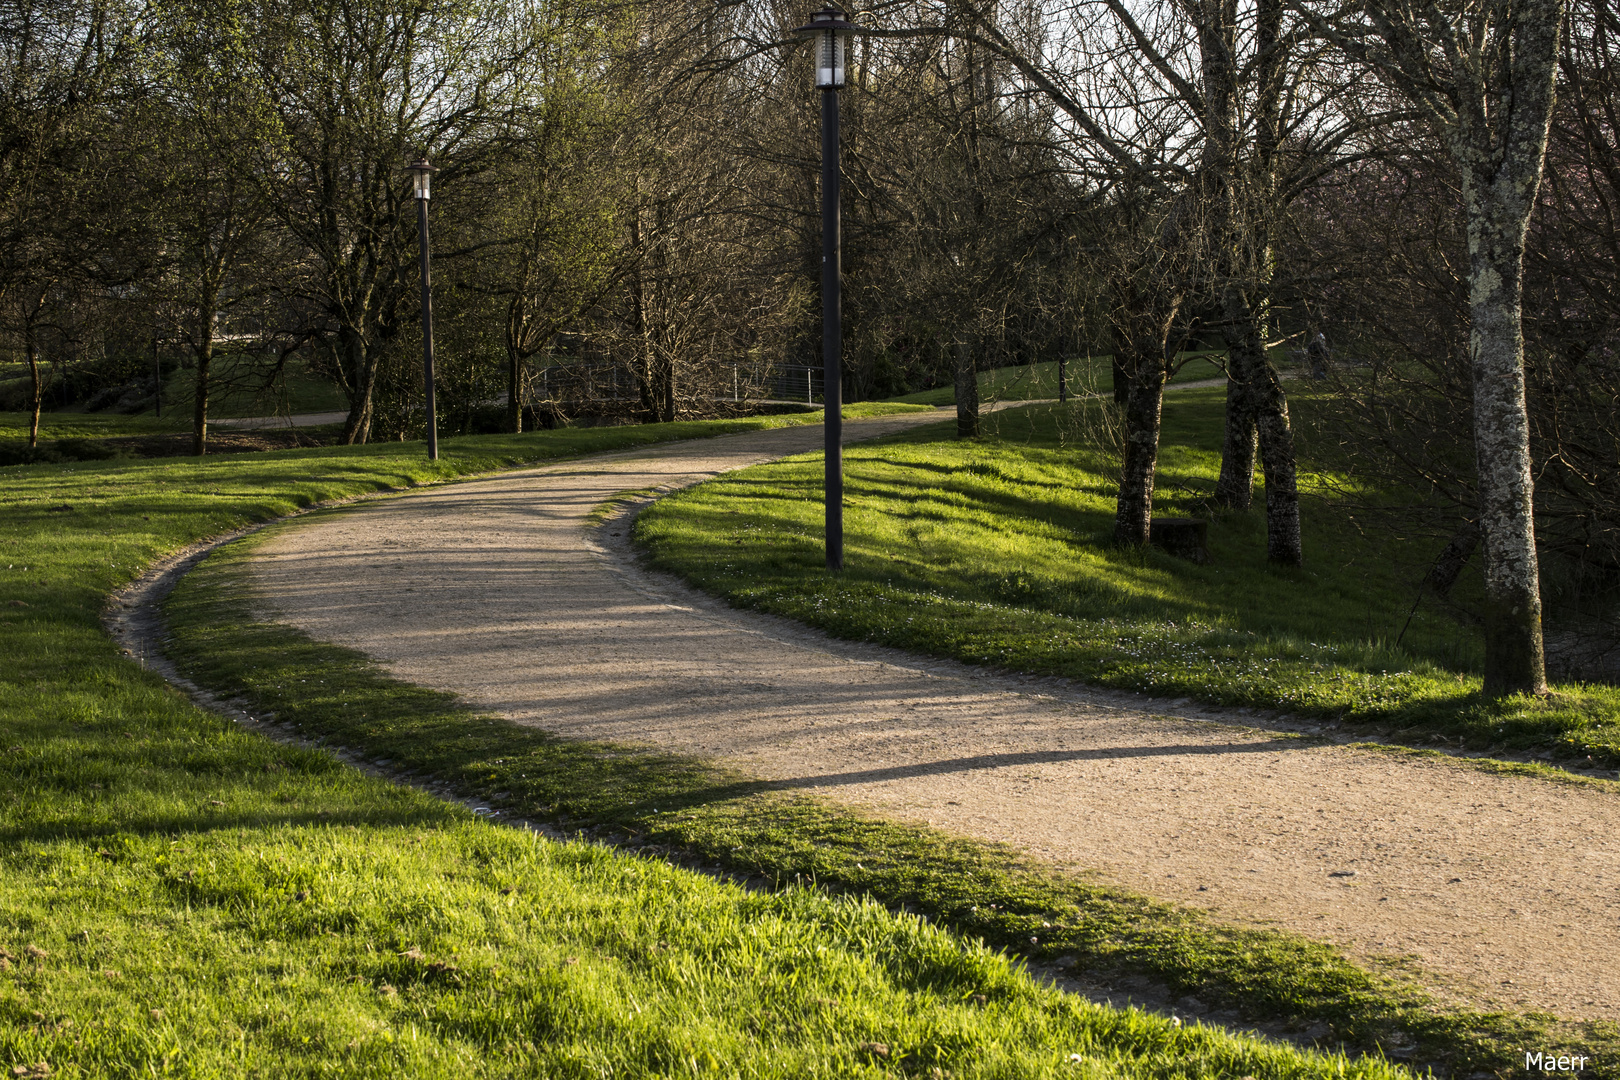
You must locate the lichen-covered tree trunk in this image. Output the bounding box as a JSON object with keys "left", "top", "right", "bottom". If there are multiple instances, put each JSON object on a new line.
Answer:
{"left": 1253, "top": 370, "right": 1302, "bottom": 566}
{"left": 1214, "top": 376, "right": 1256, "bottom": 510}
{"left": 1449, "top": 0, "right": 1561, "bottom": 695}
{"left": 1114, "top": 351, "right": 1166, "bottom": 548}
{"left": 1220, "top": 286, "right": 1301, "bottom": 564}
{"left": 1467, "top": 220, "right": 1547, "bottom": 694}
{"left": 955, "top": 340, "right": 980, "bottom": 438}
{"left": 1319, "top": 0, "right": 1561, "bottom": 693}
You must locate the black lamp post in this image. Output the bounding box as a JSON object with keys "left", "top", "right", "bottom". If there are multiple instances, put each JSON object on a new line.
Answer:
{"left": 406, "top": 157, "right": 440, "bottom": 461}
{"left": 793, "top": 5, "right": 859, "bottom": 571}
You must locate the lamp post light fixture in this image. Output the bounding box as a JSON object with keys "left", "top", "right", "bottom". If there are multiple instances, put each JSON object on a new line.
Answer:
{"left": 792, "top": 4, "right": 859, "bottom": 571}
{"left": 406, "top": 156, "right": 440, "bottom": 461}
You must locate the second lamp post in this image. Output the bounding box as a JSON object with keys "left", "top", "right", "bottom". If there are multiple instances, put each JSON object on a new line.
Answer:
{"left": 794, "top": 5, "right": 858, "bottom": 571}
{"left": 407, "top": 157, "right": 440, "bottom": 461}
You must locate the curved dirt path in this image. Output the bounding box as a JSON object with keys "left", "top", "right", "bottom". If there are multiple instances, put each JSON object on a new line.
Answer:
{"left": 247, "top": 416, "right": 1620, "bottom": 1024}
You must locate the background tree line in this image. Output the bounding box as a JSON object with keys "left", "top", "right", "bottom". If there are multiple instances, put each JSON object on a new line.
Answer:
{"left": 2, "top": 0, "right": 1614, "bottom": 697}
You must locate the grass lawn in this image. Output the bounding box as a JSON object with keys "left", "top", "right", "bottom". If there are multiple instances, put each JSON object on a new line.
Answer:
{"left": 0, "top": 412, "right": 192, "bottom": 443}
{"left": 140, "top": 352, "right": 351, "bottom": 419}
{"left": 1, "top": 404, "right": 1423, "bottom": 1078}
{"left": 889, "top": 355, "right": 1230, "bottom": 407}
{"left": 635, "top": 391, "right": 1620, "bottom": 769}
{"left": 0, "top": 353, "right": 348, "bottom": 429}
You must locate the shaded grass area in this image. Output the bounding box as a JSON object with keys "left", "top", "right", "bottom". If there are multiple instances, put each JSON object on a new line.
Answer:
{"left": 889, "top": 355, "right": 1228, "bottom": 406}
{"left": 0, "top": 409, "right": 342, "bottom": 467}
{"left": 158, "top": 530, "right": 1602, "bottom": 1080}
{"left": 0, "top": 412, "right": 191, "bottom": 441}
{"left": 0, "top": 402, "right": 935, "bottom": 465}
{"left": 130, "top": 351, "right": 350, "bottom": 420}
{"left": 1, "top": 410, "right": 1406, "bottom": 1078}
{"left": 635, "top": 392, "right": 1620, "bottom": 770}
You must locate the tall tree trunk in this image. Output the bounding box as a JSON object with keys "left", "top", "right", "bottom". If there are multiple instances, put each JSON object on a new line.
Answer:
{"left": 1314, "top": 0, "right": 1560, "bottom": 692}
{"left": 26, "top": 336, "right": 42, "bottom": 450}
{"left": 1114, "top": 351, "right": 1166, "bottom": 547}
{"left": 954, "top": 340, "right": 980, "bottom": 438}
{"left": 1451, "top": 0, "right": 1560, "bottom": 696}
{"left": 660, "top": 346, "right": 676, "bottom": 423}
{"left": 1254, "top": 368, "right": 1302, "bottom": 566}
{"left": 1222, "top": 286, "right": 1301, "bottom": 564}
{"left": 192, "top": 333, "right": 213, "bottom": 456}
{"left": 1469, "top": 223, "right": 1547, "bottom": 694}
{"left": 1214, "top": 375, "right": 1256, "bottom": 509}
{"left": 506, "top": 344, "right": 524, "bottom": 434}
{"left": 339, "top": 332, "right": 374, "bottom": 445}
{"left": 1198, "top": 0, "right": 1299, "bottom": 559}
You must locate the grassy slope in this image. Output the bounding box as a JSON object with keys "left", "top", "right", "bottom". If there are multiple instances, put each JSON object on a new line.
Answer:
{"left": 890, "top": 355, "right": 1229, "bottom": 406}
{"left": 634, "top": 392, "right": 1620, "bottom": 769}
{"left": 0, "top": 412, "right": 191, "bottom": 442}
{"left": 141, "top": 353, "right": 350, "bottom": 419}
{"left": 0, "top": 402, "right": 926, "bottom": 450}
{"left": 1, "top": 408, "right": 1405, "bottom": 1078}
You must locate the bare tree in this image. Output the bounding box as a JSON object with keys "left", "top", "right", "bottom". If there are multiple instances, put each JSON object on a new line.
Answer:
{"left": 852, "top": 0, "right": 1357, "bottom": 562}
{"left": 0, "top": 0, "right": 134, "bottom": 447}
{"left": 1304, "top": 0, "right": 1563, "bottom": 693}
{"left": 138, "top": 0, "right": 282, "bottom": 455}
{"left": 249, "top": 0, "right": 534, "bottom": 444}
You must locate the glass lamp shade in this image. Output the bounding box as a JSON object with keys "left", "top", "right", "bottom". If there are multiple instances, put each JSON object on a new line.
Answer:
{"left": 794, "top": 6, "right": 857, "bottom": 89}
{"left": 816, "top": 26, "right": 847, "bottom": 87}
{"left": 407, "top": 158, "right": 437, "bottom": 200}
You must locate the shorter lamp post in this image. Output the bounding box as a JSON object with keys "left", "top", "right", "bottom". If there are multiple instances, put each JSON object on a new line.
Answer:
{"left": 792, "top": 5, "right": 859, "bottom": 571}
{"left": 406, "top": 157, "right": 440, "bottom": 461}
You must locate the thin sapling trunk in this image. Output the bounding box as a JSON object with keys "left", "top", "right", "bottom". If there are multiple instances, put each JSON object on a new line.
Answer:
{"left": 26, "top": 337, "right": 42, "bottom": 449}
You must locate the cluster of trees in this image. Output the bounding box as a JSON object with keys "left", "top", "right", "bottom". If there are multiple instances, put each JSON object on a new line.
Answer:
{"left": 3, "top": 0, "right": 1615, "bottom": 696}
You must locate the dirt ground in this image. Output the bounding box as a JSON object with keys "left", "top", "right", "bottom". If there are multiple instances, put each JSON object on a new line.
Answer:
{"left": 244, "top": 415, "right": 1620, "bottom": 1024}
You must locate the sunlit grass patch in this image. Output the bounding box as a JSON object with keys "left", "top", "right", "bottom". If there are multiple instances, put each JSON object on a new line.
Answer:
{"left": 159, "top": 525, "right": 1575, "bottom": 1079}
{"left": 13, "top": 812, "right": 1369, "bottom": 1078}
{"left": 635, "top": 393, "right": 1620, "bottom": 767}
{"left": 3, "top": 409, "right": 1423, "bottom": 1077}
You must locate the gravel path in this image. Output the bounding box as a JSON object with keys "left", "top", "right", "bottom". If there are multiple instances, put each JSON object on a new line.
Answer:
{"left": 248, "top": 415, "right": 1620, "bottom": 1023}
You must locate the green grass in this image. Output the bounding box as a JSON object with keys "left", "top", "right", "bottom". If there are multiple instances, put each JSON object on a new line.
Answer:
{"left": 1, "top": 409, "right": 1423, "bottom": 1078}
{"left": 0, "top": 353, "right": 348, "bottom": 429}
{"left": 0, "top": 411, "right": 191, "bottom": 442}
{"left": 888, "top": 356, "right": 1229, "bottom": 406}
{"left": 139, "top": 352, "right": 350, "bottom": 419}
{"left": 0, "top": 401, "right": 934, "bottom": 465}
{"left": 157, "top": 522, "right": 1596, "bottom": 1080}
{"left": 634, "top": 392, "right": 1620, "bottom": 770}
{"left": 152, "top": 503, "right": 1614, "bottom": 1078}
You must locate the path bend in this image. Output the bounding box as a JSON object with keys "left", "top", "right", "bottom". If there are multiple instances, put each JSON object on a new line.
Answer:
{"left": 245, "top": 414, "right": 1620, "bottom": 1024}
